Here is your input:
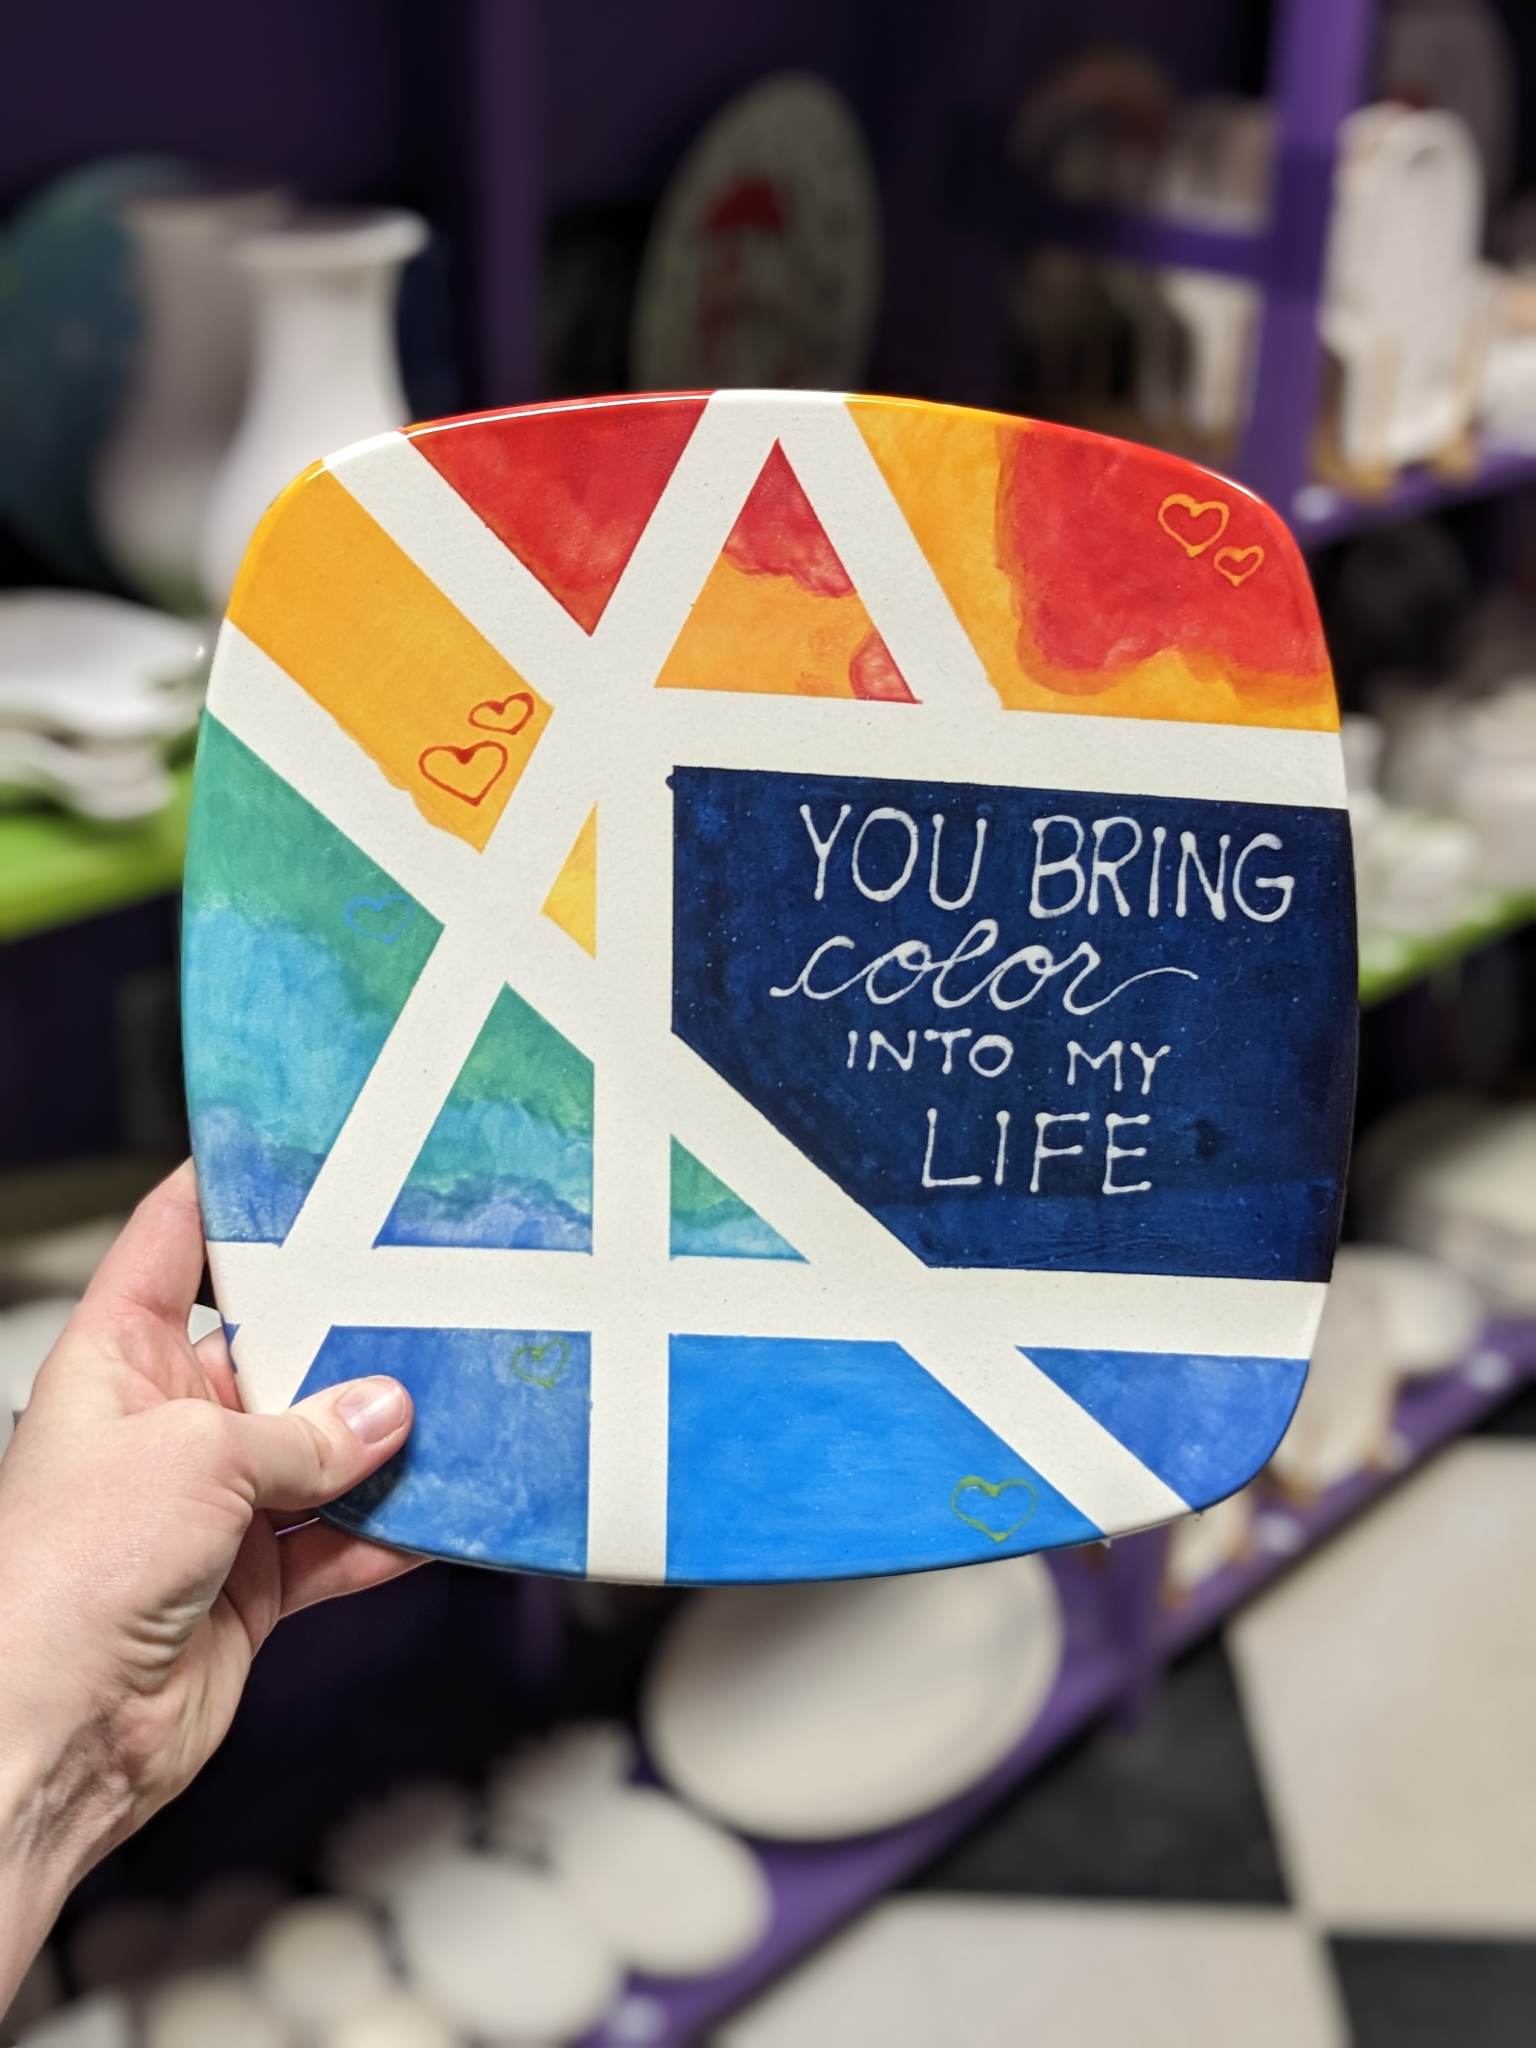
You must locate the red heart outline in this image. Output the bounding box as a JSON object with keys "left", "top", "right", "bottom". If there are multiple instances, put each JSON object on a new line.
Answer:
{"left": 1213, "top": 543, "right": 1265, "bottom": 588}
{"left": 468, "top": 691, "right": 536, "bottom": 737}
{"left": 1157, "top": 492, "right": 1230, "bottom": 558}
{"left": 418, "top": 740, "right": 508, "bottom": 805}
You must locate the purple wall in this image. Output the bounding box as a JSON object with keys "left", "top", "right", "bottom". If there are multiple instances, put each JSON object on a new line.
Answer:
{"left": 4, "top": 0, "right": 1267, "bottom": 408}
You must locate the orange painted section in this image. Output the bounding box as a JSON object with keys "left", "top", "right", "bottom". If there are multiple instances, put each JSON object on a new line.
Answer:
{"left": 658, "top": 441, "right": 913, "bottom": 701}
{"left": 228, "top": 467, "right": 550, "bottom": 849}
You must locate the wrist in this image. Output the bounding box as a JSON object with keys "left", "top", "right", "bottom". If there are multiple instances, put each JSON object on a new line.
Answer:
{"left": 0, "top": 1608, "right": 133, "bottom": 2002}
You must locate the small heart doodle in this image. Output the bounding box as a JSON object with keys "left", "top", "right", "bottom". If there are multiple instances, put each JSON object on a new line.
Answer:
{"left": 418, "top": 740, "right": 507, "bottom": 805}
{"left": 508, "top": 1335, "right": 570, "bottom": 1390}
{"left": 1213, "top": 543, "right": 1265, "bottom": 587}
{"left": 950, "top": 1474, "right": 1038, "bottom": 1545}
{"left": 1157, "top": 492, "right": 1230, "bottom": 557}
{"left": 342, "top": 893, "right": 410, "bottom": 945}
{"left": 469, "top": 691, "right": 536, "bottom": 736}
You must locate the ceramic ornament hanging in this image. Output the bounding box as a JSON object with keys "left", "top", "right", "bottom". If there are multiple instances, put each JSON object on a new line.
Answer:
{"left": 184, "top": 391, "right": 1355, "bottom": 1584}
{"left": 632, "top": 74, "right": 880, "bottom": 390}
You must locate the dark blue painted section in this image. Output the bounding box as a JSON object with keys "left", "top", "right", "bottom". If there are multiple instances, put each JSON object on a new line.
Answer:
{"left": 1024, "top": 1346, "right": 1308, "bottom": 1507}
{"left": 301, "top": 1326, "right": 590, "bottom": 1574}
{"left": 666, "top": 1334, "right": 1102, "bottom": 1581}
{"left": 672, "top": 768, "right": 1355, "bottom": 1282}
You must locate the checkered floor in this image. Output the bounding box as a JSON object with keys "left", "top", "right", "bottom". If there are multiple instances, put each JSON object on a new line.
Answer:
{"left": 720, "top": 1388, "right": 1536, "bottom": 2048}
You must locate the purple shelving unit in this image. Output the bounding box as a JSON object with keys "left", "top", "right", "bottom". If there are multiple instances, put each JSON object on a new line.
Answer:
{"left": 581, "top": 1320, "right": 1536, "bottom": 2048}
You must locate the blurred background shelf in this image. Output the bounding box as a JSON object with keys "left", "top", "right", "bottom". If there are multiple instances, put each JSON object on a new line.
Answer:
{"left": 1359, "top": 893, "right": 1536, "bottom": 1006}
{"left": 1293, "top": 443, "right": 1536, "bottom": 548}
{"left": 0, "top": 763, "right": 192, "bottom": 945}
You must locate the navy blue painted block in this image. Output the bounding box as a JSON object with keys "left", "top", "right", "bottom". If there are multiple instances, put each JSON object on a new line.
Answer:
{"left": 672, "top": 768, "right": 1355, "bottom": 1282}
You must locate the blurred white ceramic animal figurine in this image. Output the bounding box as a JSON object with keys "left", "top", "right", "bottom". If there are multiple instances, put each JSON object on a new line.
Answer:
{"left": 1320, "top": 107, "right": 1488, "bottom": 487}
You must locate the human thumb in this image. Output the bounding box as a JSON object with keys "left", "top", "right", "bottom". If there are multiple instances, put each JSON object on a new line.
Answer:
{"left": 227, "top": 1376, "right": 413, "bottom": 1514}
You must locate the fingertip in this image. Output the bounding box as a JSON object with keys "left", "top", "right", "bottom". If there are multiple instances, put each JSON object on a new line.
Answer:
{"left": 333, "top": 1376, "right": 411, "bottom": 1447}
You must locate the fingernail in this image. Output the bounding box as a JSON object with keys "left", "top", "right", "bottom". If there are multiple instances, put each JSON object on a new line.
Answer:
{"left": 336, "top": 1377, "right": 407, "bottom": 1444}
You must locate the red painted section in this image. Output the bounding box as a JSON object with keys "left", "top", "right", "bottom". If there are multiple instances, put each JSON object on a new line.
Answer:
{"left": 413, "top": 397, "right": 709, "bottom": 634}
{"left": 996, "top": 423, "right": 1327, "bottom": 691}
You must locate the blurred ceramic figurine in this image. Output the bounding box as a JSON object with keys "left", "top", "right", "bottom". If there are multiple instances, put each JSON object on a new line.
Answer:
{"left": 1320, "top": 107, "right": 1488, "bottom": 486}
{"left": 94, "top": 189, "right": 290, "bottom": 615}
{"left": 200, "top": 210, "right": 426, "bottom": 611}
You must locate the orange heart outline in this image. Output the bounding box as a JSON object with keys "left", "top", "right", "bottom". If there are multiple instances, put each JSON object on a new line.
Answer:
{"left": 1157, "top": 492, "right": 1230, "bottom": 557}
{"left": 418, "top": 740, "right": 508, "bottom": 806}
{"left": 469, "top": 691, "right": 536, "bottom": 737}
{"left": 1214, "top": 543, "right": 1265, "bottom": 587}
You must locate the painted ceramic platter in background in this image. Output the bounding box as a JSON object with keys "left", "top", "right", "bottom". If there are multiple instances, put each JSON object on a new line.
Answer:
{"left": 631, "top": 72, "right": 880, "bottom": 390}
{"left": 185, "top": 390, "right": 1355, "bottom": 1584}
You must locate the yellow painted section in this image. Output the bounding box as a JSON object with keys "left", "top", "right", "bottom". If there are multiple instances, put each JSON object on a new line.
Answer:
{"left": 542, "top": 805, "right": 597, "bottom": 955}
{"left": 228, "top": 467, "right": 551, "bottom": 849}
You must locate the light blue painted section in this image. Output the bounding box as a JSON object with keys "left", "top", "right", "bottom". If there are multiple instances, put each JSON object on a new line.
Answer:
{"left": 667, "top": 1335, "right": 1102, "bottom": 1581}
{"left": 1023, "top": 1346, "right": 1307, "bottom": 1507}
{"left": 300, "top": 1326, "right": 590, "bottom": 1574}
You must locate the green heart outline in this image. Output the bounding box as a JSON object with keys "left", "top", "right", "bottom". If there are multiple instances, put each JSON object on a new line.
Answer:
{"left": 507, "top": 1335, "right": 570, "bottom": 1390}
{"left": 950, "top": 1474, "right": 1038, "bottom": 1545}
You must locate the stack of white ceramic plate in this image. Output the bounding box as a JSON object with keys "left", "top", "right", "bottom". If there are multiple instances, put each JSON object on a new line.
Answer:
{"left": 0, "top": 591, "right": 206, "bottom": 821}
{"left": 1269, "top": 1239, "right": 1487, "bottom": 1498}
{"left": 643, "top": 1556, "right": 1065, "bottom": 1840}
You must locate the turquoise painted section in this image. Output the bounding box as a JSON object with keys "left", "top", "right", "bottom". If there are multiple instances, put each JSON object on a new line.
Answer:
{"left": 668, "top": 1140, "right": 801, "bottom": 1260}
{"left": 183, "top": 717, "right": 440, "bottom": 1243}
{"left": 1024, "top": 1346, "right": 1308, "bottom": 1507}
{"left": 377, "top": 985, "right": 593, "bottom": 1250}
{"left": 300, "top": 1326, "right": 590, "bottom": 1574}
{"left": 666, "top": 1334, "right": 1102, "bottom": 1581}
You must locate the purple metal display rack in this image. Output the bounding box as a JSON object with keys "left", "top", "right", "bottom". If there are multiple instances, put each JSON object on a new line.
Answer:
{"left": 581, "top": 1320, "right": 1536, "bottom": 2048}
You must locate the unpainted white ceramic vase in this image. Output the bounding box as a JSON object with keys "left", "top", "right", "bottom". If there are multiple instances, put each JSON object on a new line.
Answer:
{"left": 199, "top": 211, "right": 426, "bottom": 612}
{"left": 94, "top": 189, "right": 290, "bottom": 616}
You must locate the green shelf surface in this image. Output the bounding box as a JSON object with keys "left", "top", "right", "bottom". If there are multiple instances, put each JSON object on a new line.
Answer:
{"left": 0, "top": 762, "right": 194, "bottom": 943}
{"left": 1359, "top": 891, "right": 1536, "bottom": 1006}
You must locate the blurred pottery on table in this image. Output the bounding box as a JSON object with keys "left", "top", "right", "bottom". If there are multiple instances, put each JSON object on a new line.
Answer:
{"left": 141, "top": 1969, "right": 289, "bottom": 2048}
{"left": 1331, "top": 1244, "right": 1484, "bottom": 1382}
{"left": 1320, "top": 107, "right": 1487, "bottom": 483}
{"left": 94, "top": 188, "right": 291, "bottom": 615}
{"left": 199, "top": 210, "right": 427, "bottom": 612}
{"left": 1163, "top": 1485, "right": 1254, "bottom": 1596}
{"left": 515, "top": 1778, "right": 771, "bottom": 1978}
{"left": 1356, "top": 1095, "right": 1536, "bottom": 1313}
{"left": 643, "top": 1557, "right": 1063, "bottom": 1840}
{"left": 252, "top": 1899, "right": 393, "bottom": 2039}
{"left": 391, "top": 1851, "right": 620, "bottom": 2042}
{"left": 1268, "top": 1262, "right": 1398, "bottom": 1498}
{"left": 322, "top": 1780, "right": 476, "bottom": 1910}
{"left": 321, "top": 1993, "right": 461, "bottom": 2048}
{"left": 14, "top": 1991, "right": 133, "bottom": 2047}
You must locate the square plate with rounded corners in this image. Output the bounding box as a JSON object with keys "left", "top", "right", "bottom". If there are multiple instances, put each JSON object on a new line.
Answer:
{"left": 184, "top": 391, "right": 1356, "bottom": 1583}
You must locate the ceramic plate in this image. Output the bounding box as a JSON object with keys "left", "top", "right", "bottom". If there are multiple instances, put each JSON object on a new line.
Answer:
{"left": 643, "top": 1556, "right": 1065, "bottom": 1838}
{"left": 185, "top": 390, "right": 1355, "bottom": 1583}
{"left": 631, "top": 73, "right": 880, "bottom": 390}
{"left": 0, "top": 591, "right": 206, "bottom": 740}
